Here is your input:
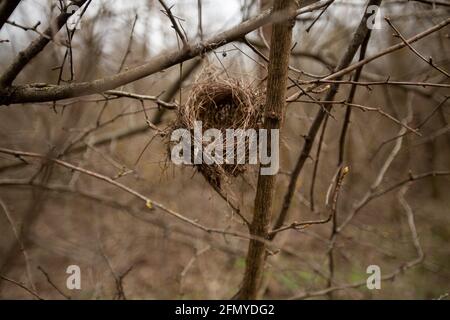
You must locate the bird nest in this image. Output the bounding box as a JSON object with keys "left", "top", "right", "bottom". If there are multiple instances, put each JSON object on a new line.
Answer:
{"left": 169, "top": 72, "right": 265, "bottom": 189}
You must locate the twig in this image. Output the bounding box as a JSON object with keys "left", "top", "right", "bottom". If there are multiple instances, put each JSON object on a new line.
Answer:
{"left": 269, "top": 166, "right": 349, "bottom": 237}
{"left": 276, "top": 0, "right": 383, "bottom": 235}
{"left": 385, "top": 17, "right": 450, "bottom": 78}
{"left": 0, "top": 0, "right": 89, "bottom": 87}
{"left": 6, "top": 20, "right": 51, "bottom": 40}
{"left": 309, "top": 116, "right": 329, "bottom": 212}
{"left": 0, "top": 197, "right": 36, "bottom": 292}
{"left": 0, "top": 148, "right": 274, "bottom": 245}
{"left": 0, "top": 0, "right": 21, "bottom": 30}
{"left": 0, "top": 275, "right": 44, "bottom": 300}
{"left": 37, "top": 266, "right": 70, "bottom": 299}
{"left": 104, "top": 90, "right": 178, "bottom": 109}
{"left": 0, "top": 0, "right": 334, "bottom": 104}
{"left": 287, "top": 17, "right": 450, "bottom": 102}
{"left": 290, "top": 179, "right": 425, "bottom": 300}
{"left": 158, "top": 0, "right": 188, "bottom": 47}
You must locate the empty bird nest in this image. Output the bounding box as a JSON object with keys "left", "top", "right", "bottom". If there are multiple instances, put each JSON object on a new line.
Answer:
{"left": 168, "top": 69, "right": 265, "bottom": 189}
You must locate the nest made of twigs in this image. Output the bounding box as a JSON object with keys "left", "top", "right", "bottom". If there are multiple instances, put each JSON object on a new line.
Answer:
{"left": 169, "top": 70, "right": 265, "bottom": 189}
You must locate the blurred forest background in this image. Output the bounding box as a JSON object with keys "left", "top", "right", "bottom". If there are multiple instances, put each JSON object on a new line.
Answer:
{"left": 0, "top": 0, "right": 449, "bottom": 299}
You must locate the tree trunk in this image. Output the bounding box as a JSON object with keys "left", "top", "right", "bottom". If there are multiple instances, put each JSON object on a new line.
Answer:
{"left": 235, "top": 0, "right": 297, "bottom": 300}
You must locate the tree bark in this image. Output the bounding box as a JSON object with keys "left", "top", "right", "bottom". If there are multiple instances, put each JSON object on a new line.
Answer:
{"left": 235, "top": 0, "right": 298, "bottom": 300}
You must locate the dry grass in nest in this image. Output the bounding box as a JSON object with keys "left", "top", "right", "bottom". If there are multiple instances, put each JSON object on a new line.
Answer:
{"left": 169, "top": 71, "right": 265, "bottom": 189}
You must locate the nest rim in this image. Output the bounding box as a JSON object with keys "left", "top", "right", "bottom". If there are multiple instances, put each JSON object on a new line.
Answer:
{"left": 169, "top": 71, "right": 265, "bottom": 187}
